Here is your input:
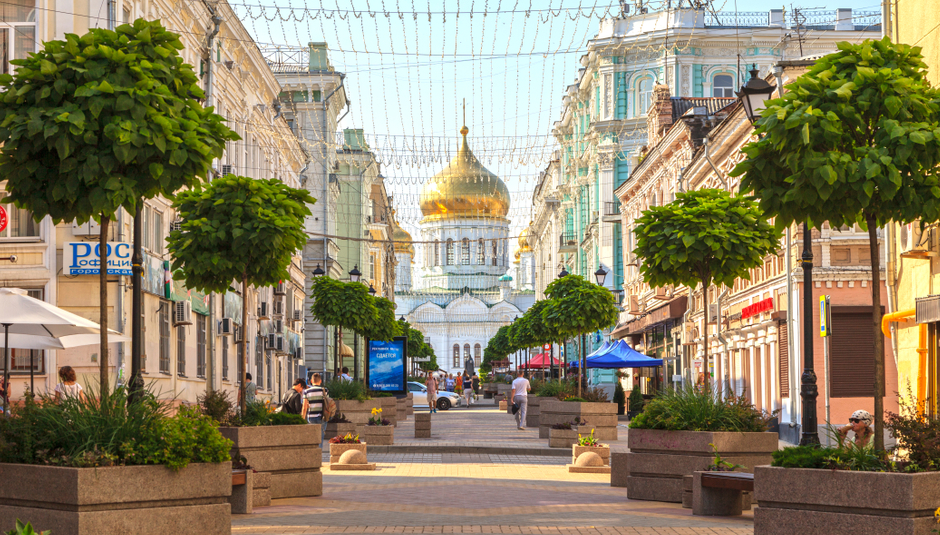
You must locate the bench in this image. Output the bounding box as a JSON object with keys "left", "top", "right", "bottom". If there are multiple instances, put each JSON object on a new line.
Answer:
{"left": 230, "top": 469, "right": 253, "bottom": 514}
{"left": 692, "top": 471, "right": 754, "bottom": 516}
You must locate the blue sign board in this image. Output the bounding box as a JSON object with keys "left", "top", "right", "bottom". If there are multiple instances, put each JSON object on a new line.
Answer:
{"left": 367, "top": 337, "right": 407, "bottom": 393}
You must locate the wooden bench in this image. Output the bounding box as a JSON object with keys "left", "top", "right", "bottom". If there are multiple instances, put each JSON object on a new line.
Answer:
{"left": 230, "top": 469, "right": 253, "bottom": 514}
{"left": 693, "top": 471, "right": 754, "bottom": 516}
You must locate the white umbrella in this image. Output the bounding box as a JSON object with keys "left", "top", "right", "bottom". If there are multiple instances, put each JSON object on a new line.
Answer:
{"left": 0, "top": 288, "right": 130, "bottom": 398}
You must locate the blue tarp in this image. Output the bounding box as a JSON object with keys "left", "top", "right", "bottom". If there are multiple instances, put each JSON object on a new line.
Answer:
{"left": 571, "top": 340, "right": 664, "bottom": 369}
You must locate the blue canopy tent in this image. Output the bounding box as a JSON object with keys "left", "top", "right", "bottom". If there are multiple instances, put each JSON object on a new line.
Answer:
{"left": 571, "top": 340, "right": 664, "bottom": 369}
{"left": 586, "top": 341, "right": 612, "bottom": 358}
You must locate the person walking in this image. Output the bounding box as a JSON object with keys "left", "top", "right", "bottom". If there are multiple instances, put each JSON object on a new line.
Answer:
{"left": 510, "top": 369, "right": 531, "bottom": 430}
{"left": 471, "top": 373, "right": 480, "bottom": 405}
{"left": 239, "top": 372, "right": 258, "bottom": 407}
{"left": 445, "top": 374, "right": 455, "bottom": 392}
{"left": 282, "top": 378, "right": 305, "bottom": 415}
{"left": 426, "top": 371, "right": 439, "bottom": 413}
{"left": 303, "top": 373, "right": 329, "bottom": 446}
{"left": 53, "top": 365, "right": 86, "bottom": 402}
{"left": 462, "top": 372, "right": 473, "bottom": 407}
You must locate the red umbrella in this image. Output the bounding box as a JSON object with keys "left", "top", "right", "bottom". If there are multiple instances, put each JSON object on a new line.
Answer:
{"left": 519, "top": 353, "right": 563, "bottom": 369}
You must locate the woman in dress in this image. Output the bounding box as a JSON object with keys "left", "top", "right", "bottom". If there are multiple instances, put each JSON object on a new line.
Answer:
{"left": 53, "top": 365, "right": 86, "bottom": 402}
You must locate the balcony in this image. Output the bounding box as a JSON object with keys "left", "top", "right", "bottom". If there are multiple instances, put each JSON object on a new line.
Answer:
{"left": 602, "top": 202, "right": 622, "bottom": 223}
{"left": 559, "top": 233, "right": 578, "bottom": 253}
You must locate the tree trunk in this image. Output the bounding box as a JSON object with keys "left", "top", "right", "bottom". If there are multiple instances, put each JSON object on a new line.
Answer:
{"left": 99, "top": 215, "right": 110, "bottom": 394}
{"left": 701, "top": 280, "right": 710, "bottom": 392}
{"left": 867, "top": 217, "right": 885, "bottom": 451}
{"left": 240, "top": 272, "right": 248, "bottom": 415}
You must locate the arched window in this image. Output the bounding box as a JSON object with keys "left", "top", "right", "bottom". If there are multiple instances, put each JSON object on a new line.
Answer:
{"left": 491, "top": 240, "right": 498, "bottom": 266}
{"left": 461, "top": 238, "right": 471, "bottom": 265}
{"left": 477, "top": 238, "right": 485, "bottom": 264}
{"left": 474, "top": 344, "right": 482, "bottom": 366}
{"left": 453, "top": 344, "right": 460, "bottom": 367}
{"left": 713, "top": 74, "right": 734, "bottom": 98}
{"left": 446, "top": 239, "right": 454, "bottom": 265}
{"left": 637, "top": 77, "right": 654, "bottom": 116}
{"left": 463, "top": 343, "right": 471, "bottom": 364}
{"left": 434, "top": 240, "right": 440, "bottom": 266}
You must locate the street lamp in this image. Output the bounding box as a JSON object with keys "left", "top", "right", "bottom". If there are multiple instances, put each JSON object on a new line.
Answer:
{"left": 368, "top": 284, "right": 377, "bottom": 296}
{"left": 399, "top": 315, "right": 405, "bottom": 322}
{"left": 558, "top": 267, "right": 569, "bottom": 278}
{"left": 736, "top": 64, "right": 776, "bottom": 124}
{"left": 349, "top": 265, "right": 362, "bottom": 283}
{"left": 594, "top": 267, "right": 608, "bottom": 286}
{"left": 312, "top": 264, "right": 325, "bottom": 277}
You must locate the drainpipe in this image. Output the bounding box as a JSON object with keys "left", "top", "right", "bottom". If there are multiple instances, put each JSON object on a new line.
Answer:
{"left": 716, "top": 288, "right": 729, "bottom": 397}
{"left": 703, "top": 137, "right": 728, "bottom": 190}
{"left": 882, "top": 309, "right": 927, "bottom": 407}
{"left": 320, "top": 75, "right": 345, "bottom": 374}
{"left": 886, "top": 223, "right": 899, "bottom": 369}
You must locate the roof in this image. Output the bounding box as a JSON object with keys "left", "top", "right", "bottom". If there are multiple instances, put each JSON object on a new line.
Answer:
{"left": 670, "top": 97, "right": 738, "bottom": 121}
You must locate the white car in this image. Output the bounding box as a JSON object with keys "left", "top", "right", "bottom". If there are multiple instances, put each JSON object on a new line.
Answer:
{"left": 407, "top": 381, "right": 461, "bottom": 410}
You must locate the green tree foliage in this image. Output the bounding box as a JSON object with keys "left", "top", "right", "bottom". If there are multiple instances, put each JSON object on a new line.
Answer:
{"left": 398, "top": 319, "right": 437, "bottom": 372}
{"left": 0, "top": 20, "right": 237, "bottom": 392}
{"left": 511, "top": 299, "right": 555, "bottom": 350}
{"left": 310, "top": 277, "right": 376, "bottom": 335}
{"left": 633, "top": 189, "right": 780, "bottom": 389}
{"left": 482, "top": 324, "right": 514, "bottom": 374}
{"left": 167, "top": 174, "right": 313, "bottom": 412}
{"left": 542, "top": 275, "right": 618, "bottom": 341}
{"left": 362, "top": 297, "right": 401, "bottom": 342}
{"left": 730, "top": 38, "right": 940, "bottom": 450}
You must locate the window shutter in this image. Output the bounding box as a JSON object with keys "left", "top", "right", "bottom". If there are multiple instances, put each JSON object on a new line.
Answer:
{"left": 778, "top": 320, "right": 789, "bottom": 398}
{"left": 829, "top": 308, "right": 884, "bottom": 398}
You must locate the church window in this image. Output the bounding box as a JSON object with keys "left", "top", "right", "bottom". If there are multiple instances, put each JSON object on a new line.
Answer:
{"left": 713, "top": 74, "right": 734, "bottom": 98}
{"left": 453, "top": 344, "right": 460, "bottom": 367}
{"left": 434, "top": 240, "right": 440, "bottom": 266}
{"left": 491, "top": 240, "right": 498, "bottom": 266}
{"left": 446, "top": 239, "right": 454, "bottom": 265}
{"left": 463, "top": 344, "right": 471, "bottom": 365}
{"left": 637, "top": 77, "right": 654, "bottom": 117}
{"left": 474, "top": 344, "right": 481, "bottom": 366}
{"left": 461, "top": 238, "right": 471, "bottom": 265}
{"left": 477, "top": 239, "right": 485, "bottom": 264}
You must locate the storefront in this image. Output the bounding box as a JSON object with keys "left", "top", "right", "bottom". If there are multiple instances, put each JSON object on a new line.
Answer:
{"left": 611, "top": 297, "right": 687, "bottom": 393}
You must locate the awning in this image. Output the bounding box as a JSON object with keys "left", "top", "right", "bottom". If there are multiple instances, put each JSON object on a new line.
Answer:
{"left": 611, "top": 296, "right": 688, "bottom": 339}
{"left": 339, "top": 342, "right": 354, "bottom": 357}
{"left": 570, "top": 340, "right": 664, "bottom": 369}
{"left": 519, "top": 353, "right": 563, "bottom": 369}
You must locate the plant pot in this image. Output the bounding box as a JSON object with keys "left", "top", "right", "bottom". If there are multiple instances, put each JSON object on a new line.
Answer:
{"left": 334, "top": 399, "right": 381, "bottom": 434}
{"left": 754, "top": 466, "right": 940, "bottom": 534}
{"left": 548, "top": 426, "right": 591, "bottom": 448}
{"left": 396, "top": 396, "right": 407, "bottom": 422}
{"left": 572, "top": 444, "right": 610, "bottom": 465}
{"left": 0, "top": 462, "right": 231, "bottom": 534}
{"left": 525, "top": 396, "right": 542, "bottom": 428}
{"left": 219, "top": 425, "right": 322, "bottom": 499}
{"left": 538, "top": 399, "right": 618, "bottom": 440}
{"left": 329, "top": 442, "right": 367, "bottom": 464}
{"left": 325, "top": 422, "right": 357, "bottom": 441}
{"left": 624, "top": 428, "right": 777, "bottom": 503}
{"left": 360, "top": 425, "right": 394, "bottom": 445}
{"left": 405, "top": 393, "right": 414, "bottom": 417}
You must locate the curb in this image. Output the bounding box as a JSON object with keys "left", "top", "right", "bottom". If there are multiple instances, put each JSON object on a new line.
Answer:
{"left": 366, "top": 445, "right": 572, "bottom": 457}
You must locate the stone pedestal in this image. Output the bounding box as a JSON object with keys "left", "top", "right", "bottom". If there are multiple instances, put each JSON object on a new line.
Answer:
{"left": 220, "top": 425, "right": 323, "bottom": 499}
{"left": 682, "top": 475, "right": 693, "bottom": 509}
{"left": 572, "top": 445, "right": 610, "bottom": 465}
{"left": 360, "top": 425, "right": 394, "bottom": 445}
{"left": 692, "top": 472, "right": 744, "bottom": 516}
{"left": 539, "top": 400, "right": 618, "bottom": 440}
{"left": 415, "top": 413, "right": 431, "bottom": 438}
{"left": 396, "top": 396, "right": 407, "bottom": 422}
{"left": 379, "top": 396, "right": 398, "bottom": 427}
{"left": 252, "top": 472, "right": 271, "bottom": 508}
{"left": 406, "top": 393, "right": 414, "bottom": 417}
{"left": 611, "top": 452, "right": 629, "bottom": 488}
{"left": 526, "top": 396, "right": 542, "bottom": 428}
{"left": 329, "top": 442, "right": 367, "bottom": 463}
{"left": 230, "top": 469, "right": 252, "bottom": 514}
{"left": 498, "top": 400, "right": 507, "bottom": 411}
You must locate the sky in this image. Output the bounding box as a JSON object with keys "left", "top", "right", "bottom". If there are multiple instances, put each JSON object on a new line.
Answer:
{"left": 229, "top": 0, "right": 884, "bottom": 266}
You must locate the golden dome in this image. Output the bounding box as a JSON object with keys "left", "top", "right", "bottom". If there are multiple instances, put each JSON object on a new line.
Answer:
{"left": 392, "top": 224, "right": 415, "bottom": 256}
{"left": 513, "top": 249, "right": 521, "bottom": 263}
{"left": 419, "top": 127, "right": 510, "bottom": 221}
{"left": 518, "top": 222, "right": 533, "bottom": 252}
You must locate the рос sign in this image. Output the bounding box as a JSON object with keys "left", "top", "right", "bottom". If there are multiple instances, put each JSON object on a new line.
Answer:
{"left": 64, "top": 242, "right": 133, "bottom": 276}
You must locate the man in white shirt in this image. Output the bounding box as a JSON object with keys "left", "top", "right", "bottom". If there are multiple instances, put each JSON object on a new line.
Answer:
{"left": 341, "top": 367, "right": 352, "bottom": 382}
{"left": 510, "top": 370, "right": 531, "bottom": 430}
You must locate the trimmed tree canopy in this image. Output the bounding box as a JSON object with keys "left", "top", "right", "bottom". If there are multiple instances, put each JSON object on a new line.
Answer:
{"left": 542, "top": 275, "right": 619, "bottom": 341}
{"left": 310, "top": 277, "right": 376, "bottom": 334}
{"left": 167, "top": 175, "right": 314, "bottom": 292}
{"left": 511, "top": 299, "right": 556, "bottom": 349}
{"left": 362, "top": 297, "right": 401, "bottom": 342}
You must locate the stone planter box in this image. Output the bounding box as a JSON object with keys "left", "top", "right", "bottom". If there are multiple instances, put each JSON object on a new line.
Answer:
{"left": 396, "top": 396, "right": 407, "bottom": 422}
{"left": 220, "top": 425, "right": 322, "bottom": 499}
{"left": 497, "top": 383, "right": 512, "bottom": 403}
{"left": 329, "top": 442, "right": 367, "bottom": 464}
{"left": 482, "top": 382, "right": 498, "bottom": 399}
{"left": 406, "top": 393, "right": 414, "bottom": 417}
{"left": 754, "top": 466, "right": 940, "bottom": 534}
{"left": 538, "top": 399, "right": 618, "bottom": 440}
{"left": 573, "top": 444, "right": 610, "bottom": 465}
{"left": 526, "top": 396, "right": 543, "bottom": 428}
{"left": 360, "top": 424, "right": 394, "bottom": 445}
{"left": 625, "top": 429, "right": 777, "bottom": 503}
{"left": 548, "top": 426, "right": 591, "bottom": 448}
{"left": 0, "top": 462, "right": 231, "bottom": 534}
{"left": 325, "top": 422, "right": 357, "bottom": 441}
{"left": 378, "top": 396, "right": 398, "bottom": 427}
{"left": 334, "top": 399, "right": 381, "bottom": 433}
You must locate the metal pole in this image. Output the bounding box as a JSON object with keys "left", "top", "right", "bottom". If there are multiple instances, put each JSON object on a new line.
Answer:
{"left": 2, "top": 323, "right": 9, "bottom": 412}
{"left": 353, "top": 333, "right": 359, "bottom": 381}
{"left": 800, "top": 222, "right": 820, "bottom": 445}
{"left": 129, "top": 204, "right": 144, "bottom": 403}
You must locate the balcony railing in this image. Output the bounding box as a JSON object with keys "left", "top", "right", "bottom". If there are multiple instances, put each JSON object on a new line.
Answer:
{"left": 559, "top": 233, "right": 578, "bottom": 251}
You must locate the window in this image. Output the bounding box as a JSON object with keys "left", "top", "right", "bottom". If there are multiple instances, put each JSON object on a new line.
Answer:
{"left": 474, "top": 344, "right": 481, "bottom": 367}
{"left": 159, "top": 302, "right": 170, "bottom": 374}
{"left": 446, "top": 239, "right": 454, "bottom": 265}
{"left": 432, "top": 240, "right": 439, "bottom": 266}
{"left": 141, "top": 204, "right": 164, "bottom": 255}
{"left": 637, "top": 77, "right": 653, "bottom": 116}
{"left": 830, "top": 308, "right": 883, "bottom": 397}
{"left": 477, "top": 239, "right": 485, "bottom": 265}
{"left": 196, "top": 315, "right": 206, "bottom": 378}
{"left": 0, "top": 0, "right": 36, "bottom": 75}
{"left": 0, "top": 204, "right": 39, "bottom": 239}
{"left": 122, "top": 6, "right": 130, "bottom": 24}
{"left": 255, "top": 335, "right": 264, "bottom": 388}
{"left": 453, "top": 344, "right": 460, "bottom": 367}
{"left": 9, "top": 289, "right": 44, "bottom": 373}
{"left": 461, "top": 238, "right": 470, "bottom": 265}
{"left": 266, "top": 354, "right": 272, "bottom": 391}
{"left": 713, "top": 74, "right": 735, "bottom": 98}
{"left": 463, "top": 344, "right": 471, "bottom": 365}
{"left": 237, "top": 334, "right": 244, "bottom": 384}
{"left": 492, "top": 240, "right": 498, "bottom": 266}
{"left": 176, "top": 325, "right": 186, "bottom": 377}
{"left": 222, "top": 337, "right": 229, "bottom": 381}
{"left": 369, "top": 253, "right": 375, "bottom": 283}
{"left": 152, "top": 210, "right": 163, "bottom": 255}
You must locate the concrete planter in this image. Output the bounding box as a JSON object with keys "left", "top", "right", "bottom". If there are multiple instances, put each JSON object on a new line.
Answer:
{"left": 482, "top": 382, "right": 498, "bottom": 399}
{"left": 396, "top": 396, "right": 407, "bottom": 422}
{"left": 754, "top": 466, "right": 940, "bottom": 534}
{"left": 378, "top": 396, "right": 398, "bottom": 427}
{"left": 526, "top": 396, "right": 542, "bottom": 428}
{"left": 406, "top": 393, "right": 414, "bottom": 417}
{"left": 625, "top": 428, "right": 777, "bottom": 503}
{"left": 0, "top": 462, "right": 231, "bottom": 534}
{"left": 324, "top": 422, "right": 357, "bottom": 441}
{"left": 548, "top": 426, "right": 591, "bottom": 448}
{"left": 573, "top": 444, "right": 610, "bottom": 465}
{"left": 497, "top": 383, "right": 513, "bottom": 403}
{"left": 539, "top": 399, "right": 618, "bottom": 440}
{"left": 220, "top": 425, "right": 322, "bottom": 499}
{"left": 329, "top": 442, "right": 367, "bottom": 464}
{"left": 334, "top": 399, "right": 381, "bottom": 433}
{"left": 360, "top": 424, "right": 394, "bottom": 445}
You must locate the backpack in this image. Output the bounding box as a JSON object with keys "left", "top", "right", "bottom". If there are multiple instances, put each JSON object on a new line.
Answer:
{"left": 322, "top": 388, "right": 337, "bottom": 421}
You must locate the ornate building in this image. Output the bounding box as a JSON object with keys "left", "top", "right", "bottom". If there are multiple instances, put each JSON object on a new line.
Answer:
{"left": 396, "top": 126, "right": 534, "bottom": 374}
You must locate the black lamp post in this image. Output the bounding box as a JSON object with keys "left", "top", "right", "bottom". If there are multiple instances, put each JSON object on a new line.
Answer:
{"left": 348, "top": 265, "right": 362, "bottom": 380}
{"left": 368, "top": 284, "right": 377, "bottom": 296}
{"left": 129, "top": 204, "right": 144, "bottom": 404}
{"left": 594, "top": 267, "right": 608, "bottom": 286}
{"left": 736, "top": 64, "right": 776, "bottom": 125}
{"left": 312, "top": 264, "right": 324, "bottom": 277}
{"left": 558, "top": 267, "right": 569, "bottom": 278}
{"left": 349, "top": 265, "right": 361, "bottom": 283}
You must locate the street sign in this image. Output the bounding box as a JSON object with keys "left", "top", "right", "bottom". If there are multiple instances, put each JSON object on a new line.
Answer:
{"left": 0, "top": 206, "right": 6, "bottom": 233}
{"left": 819, "top": 295, "right": 832, "bottom": 337}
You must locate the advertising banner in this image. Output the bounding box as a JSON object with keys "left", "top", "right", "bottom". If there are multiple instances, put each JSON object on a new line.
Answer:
{"left": 142, "top": 254, "right": 167, "bottom": 297}
{"left": 64, "top": 242, "right": 133, "bottom": 276}
{"left": 367, "top": 336, "right": 407, "bottom": 393}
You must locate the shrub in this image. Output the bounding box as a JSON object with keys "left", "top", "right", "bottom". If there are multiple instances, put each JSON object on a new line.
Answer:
{"left": 267, "top": 412, "right": 307, "bottom": 426}
{"left": 628, "top": 386, "right": 769, "bottom": 432}
{"left": 771, "top": 446, "right": 832, "bottom": 468}
{"left": 536, "top": 380, "right": 573, "bottom": 400}
{"left": 6, "top": 520, "right": 49, "bottom": 535}
{"left": 329, "top": 433, "right": 361, "bottom": 444}
{"left": 628, "top": 388, "right": 645, "bottom": 413}
{"left": 408, "top": 376, "right": 426, "bottom": 384}
{"left": 197, "top": 389, "right": 234, "bottom": 423}
{"left": 613, "top": 382, "right": 626, "bottom": 415}
{"left": 885, "top": 391, "right": 940, "bottom": 469}
{"left": 325, "top": 379, "right": 370, "bottom": 401}
{"left": 563, "top": 397, "right": 587, "bottom": 402}
{"left": 581, "top": 387, "right": 609, "bottom": 403}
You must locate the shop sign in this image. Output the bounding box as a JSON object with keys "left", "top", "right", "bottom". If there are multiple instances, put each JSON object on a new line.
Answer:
{"left": 168, "top": 277, "right": 210, "bottom": 315}
{"left": 64, "top": 242, "right": 132, "bottom": 275}
{"left": 0, "top": 206, "right": 7, "bottom": 232}
{"left": 741, "top": 297, "right": 774, "bottom": 320}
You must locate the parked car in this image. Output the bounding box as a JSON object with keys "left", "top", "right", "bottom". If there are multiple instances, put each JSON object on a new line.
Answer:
{"left": 407, "top": 381, "right": 461, "bottom": 410}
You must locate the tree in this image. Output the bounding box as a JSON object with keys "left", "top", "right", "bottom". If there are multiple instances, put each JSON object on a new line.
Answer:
{"left": 362, "top": 297, "right": 401, "bottom": 342}
{"left": 482, "top": 324, "right": 515, "bottom": 375}
{"left": 633, "top": 189, "right": 781, "bottom": 391}
{"left": 167, "top": 174, "right": 313, "bottom": 413}
{"left": 541, "top": 275, "right": 619, "bottom": 394}
{"left": 730, "top": 38, "right": 940, "bottom": 450}
{"left": 511, "top": 299, "right": 557, "bottom": 376}
{"left": 398, "top": 319, "right": 438, "bottom": 373}
{"left": 0, "top": 20, "right": 237, "bottom": 392}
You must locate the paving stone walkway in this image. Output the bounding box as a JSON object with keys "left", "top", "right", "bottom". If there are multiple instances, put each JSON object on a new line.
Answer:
{"left": 233, "top": 403, "right": 754, "bottom": 534}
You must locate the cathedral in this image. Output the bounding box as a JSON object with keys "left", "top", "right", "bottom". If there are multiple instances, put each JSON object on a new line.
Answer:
{"left": 393, "top": 124, "right": 535, "bottom": 374}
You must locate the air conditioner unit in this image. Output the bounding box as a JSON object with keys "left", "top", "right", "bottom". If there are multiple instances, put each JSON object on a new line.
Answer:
{"left": 295, "top": 347, "right": 304, "bottom": 360}
{"left": 234, "top": 325, "right": 243, "bottom": 343}
{"left": 71, "top": 218, "right": 102, "bottom": 237}
{"left": 653, "top": 285, "right": 672, "bottom": 300}
{"left": 708, "top": 304, "right": 720, "bottom": 324}
{"left": 173, "top": 300, "right": 193, "bottom": 326}
{"left": 292, "top": 309, "right": 301, "bottom": 321}
{"left": 274, "top": 281, "right": 286, "bottom": 295}
{"left": 628, "top": 295, "right": 640, "bottom": 314}
{"left": 258, "top": 301, "right": 270, "bottom": 320}
{"left": 900, "top": 221, "right": 937, "bottom": 258}
{"left": 219, "top": 318, "right": 234, "bottom": 335}
{"left": 266, "top": 333, "right": 276, "bottom": 350}
{"left": 221, "top": 164, "right": 236, "bottom": 176}
{"left": 169, "top": 219, "right": 183, "bottom": 233}
{"left": 273, "top": 298, "right": 284, "bottom": 317}
{"left": 275, "top": 335, "right": 286, "bottom": 353}
{"left": 275, "top": 319, "right": 284, "bottom": 333}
